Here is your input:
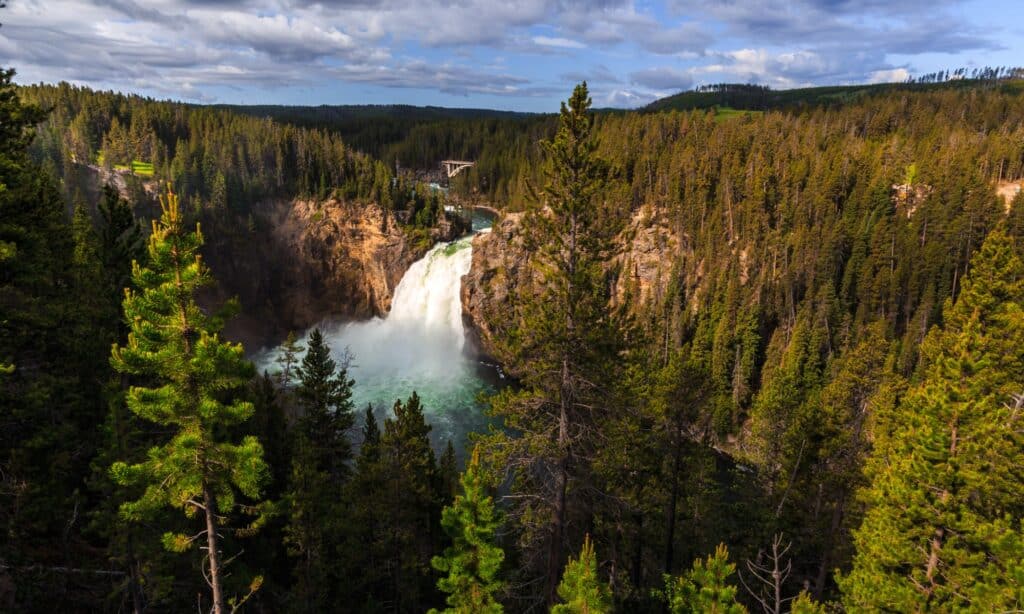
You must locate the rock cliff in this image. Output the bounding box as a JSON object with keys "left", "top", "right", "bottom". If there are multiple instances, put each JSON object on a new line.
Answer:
{"left": 461, "top": 207, "right": 682, "bottom": 360}
{"left": 204, "top": 198, "right": 465, "bottom": 348}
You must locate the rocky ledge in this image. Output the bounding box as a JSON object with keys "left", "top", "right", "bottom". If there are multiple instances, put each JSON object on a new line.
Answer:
{"left": 205, "top": 198, "right": 466, "bottom": 349}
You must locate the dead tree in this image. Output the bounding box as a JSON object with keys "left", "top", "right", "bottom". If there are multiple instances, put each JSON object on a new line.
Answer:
{"left": 740, "top": 534, "right": 795, "bottom": 614}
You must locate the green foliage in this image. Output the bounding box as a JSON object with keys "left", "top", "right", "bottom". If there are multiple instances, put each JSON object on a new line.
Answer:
{"left": 481, "top": 82, "right": 626, "bottom": 602}
{"left": 284, "top": 328, "right": 356, "bottom": 611}
{"left": 0, "top": 64, "right": 122, "bottom": 609}
{"left": 431, "top": 447, "right": 505, "bottom": 614}
{"left": 109, "top": 187, "right": 268, "bottom": 609}
{"left": 659, "top": 544, "right": 746, "bottom": 614}
{"left": 840, "top": 229, "right": 1024, "bottom": 611}
{"left": 342, "top": 394, "right": 447, "bottom": 611}
{"left": 790, "top": 592, "right": 828, "bottom": 613}
{"left": 551, "top": 535, "right": 612, "bottom": 614}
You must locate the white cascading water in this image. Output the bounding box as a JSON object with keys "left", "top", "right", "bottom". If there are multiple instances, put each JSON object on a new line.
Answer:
{"left": 257, "top": 224, "right": 497, "bottom": 448}
{"left": 328, "top": 236, "right": 474, "bottom": 384}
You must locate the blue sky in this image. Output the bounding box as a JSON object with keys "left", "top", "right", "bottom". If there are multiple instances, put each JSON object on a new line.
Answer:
{"left": 1, "top": 0, "right": 1021, "bottom": 111}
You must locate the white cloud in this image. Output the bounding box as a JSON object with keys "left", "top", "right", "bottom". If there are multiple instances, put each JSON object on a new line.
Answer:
{"left": 603, "top": 88, "right": 657, "bottom": 108}
{"left": 532, "top": 36, "right": 585, "bottom": 49}
{"left": 0, "top": 0, "right": 1002, "bottom": 105}
{"left": 867, "top": 67, "right": 910, "bottom": 84}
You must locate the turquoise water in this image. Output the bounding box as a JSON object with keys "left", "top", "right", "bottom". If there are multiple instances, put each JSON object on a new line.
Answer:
{"left": 257, "top": 209, "right": 502, "bottom": 454}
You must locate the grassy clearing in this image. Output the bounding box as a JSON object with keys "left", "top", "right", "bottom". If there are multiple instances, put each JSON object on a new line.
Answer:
{"left": 714, "top": 107, "right": 763, "bottom": 122}
{"left": 103, "top": 156, "right": 154, "bottom": 176}
{"left": 130, "top": 161, "right": 154, "bottom": 176}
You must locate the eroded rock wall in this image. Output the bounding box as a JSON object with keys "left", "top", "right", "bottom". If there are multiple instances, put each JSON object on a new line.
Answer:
{"left": 205, "top": 198, "right": 464, "bottom": 348}
{"left": 460, "top": 207, "right": 683, "bottom": 360}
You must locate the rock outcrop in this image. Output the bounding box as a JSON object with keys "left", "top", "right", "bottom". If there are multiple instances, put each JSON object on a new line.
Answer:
{"left": 461, "top": 207, "right": 682, "bottom": 360}
{"left": 205, "top": 198, "right": 465, "bottom": 348}
{"left": 460, "top": 212, "right": 530, "bottom": 359}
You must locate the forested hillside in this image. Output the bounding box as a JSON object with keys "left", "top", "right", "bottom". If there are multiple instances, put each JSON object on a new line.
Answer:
{"left": 464, "top": 77, "right": 1024, "bottom": 611}
{"left": 645, "top": 67, "right": 1024, "bottom": 112}
{"left": 4, "top": 53, "right": 1024, "bottom": 614}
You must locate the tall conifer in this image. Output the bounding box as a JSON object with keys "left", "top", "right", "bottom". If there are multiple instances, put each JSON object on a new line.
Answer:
{"left": 483, "top": 81, "right": 623, "bottom": 605}
{"left": 840, "top": 229, "right": 1024, "bottom": 610}
{"left": 110, "top": 187, "right": 268, "bottom": 614}
{"left": 284, "top": 328, "right": 355, "bottom": 611}
{"left": 431, "top": 447, "right": 505, "bottom": 614}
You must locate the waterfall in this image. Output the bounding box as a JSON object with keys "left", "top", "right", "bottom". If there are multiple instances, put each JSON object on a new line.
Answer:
{"left": 258, "top": 226, "right": 498, "bottom": 448}
{"left": 328, "top": 235, "right": 474, "bottom": 382}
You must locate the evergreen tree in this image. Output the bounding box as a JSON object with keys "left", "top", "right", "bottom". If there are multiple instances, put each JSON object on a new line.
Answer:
{"left": 294, "top": 328, "right": 355, "bottom": 483}
{"left": 840, "top": 229, "right": 1024, "bottom": 611}
{"left": 482, "top": 81, "right": 623, "bottom": 604}
{"left": 274, "top": 330, "right": 304, "bottom": 391}
{"left": 284, "top": 328, "right": 355, "bottom": 611}
{"left": 110, "top": 187, "right": 268, "bottom": 614}
{"left": 431, "top": 446, "right": 505, "bottom": 614}
{"left": 341, "top": 405, "right": 388, "bottom": 609}
{"left": 0, "top": 65, "right": 117, "bottom": 609}
{"left": 551, "top": 535, "right": 612, "bottom": 614}
{"left": 379, "top": 391, "right": 441, "bottom": 611}
{"left": 660, "top": 544, "right": 745, "bottom": 614}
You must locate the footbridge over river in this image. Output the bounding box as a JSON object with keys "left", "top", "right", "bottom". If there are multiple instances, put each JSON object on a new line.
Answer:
{"left": 442, "top": 160, "right": 475, "bottom": 178}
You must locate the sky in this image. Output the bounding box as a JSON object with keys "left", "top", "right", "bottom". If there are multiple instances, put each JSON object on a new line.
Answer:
{"left": 1, "top": 0, "right": 1021, "bottom": 111}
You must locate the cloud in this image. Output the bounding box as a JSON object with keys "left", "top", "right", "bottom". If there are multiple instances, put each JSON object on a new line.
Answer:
{"left": 867, "top": 67, "right": 910, "bottom": 84}
{"left": 0, "top": 0, "right": 1007, "bottom": 107}
{"left": 533, "top": 36, "right": 585, "bottom": 49}
{"left": 602, "top": 88, "right": 658, "bottom": 108}
{"left": 629, "top": 66, "right": 692, "bottom": 90}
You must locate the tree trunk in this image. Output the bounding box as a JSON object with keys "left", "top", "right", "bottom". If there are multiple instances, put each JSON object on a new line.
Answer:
{"left": 663, "top": 434, "right": 681, "bottom": 576}
{"left": 127, "top": 534, "right": 144, "bottom": 614}
{"left": 546, "top": 358, "right": 571, "bottom": 606}
{"left": 203, "top": 483, "right": 226, "bottom": 614}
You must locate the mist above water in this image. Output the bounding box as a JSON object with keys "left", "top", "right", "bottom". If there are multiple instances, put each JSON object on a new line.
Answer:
{"left": 256, "top": 215, "right": 499, "bottom": 452}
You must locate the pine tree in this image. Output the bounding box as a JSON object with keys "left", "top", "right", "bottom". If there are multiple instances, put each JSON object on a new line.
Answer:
{"left": 482, "top": 81, "right": 623, "bottom": 604}
{"left": 294, "top": 327, "right": 355, "bottom": 483}
{"left": 551, "top": 535, "right": 612, "bottom": 614}
{"left": 284, "top": 328, "right": 355, "bottom": 611}
{"left": 380, "top": 391, "right": 440, "bottom": 611}
{"left": 110, "top": 187, "right": 268, "bottom": 614}
{"left": 431, "top": 447, "right": 505, "bottom": 614}
{"left": 660, "top": 544, "right": 745, "bottom": 614}
{"left": 840, "top": 229, "right": 1024, "bottom": 611}
{"left": 274, "top": 330, "right": 304, "bottom": 391}
{"left": 0, "top": 66, "right": 119, "bottom": 609}
{"left": 340, "top": 405, "right": 387, "bottom": 608}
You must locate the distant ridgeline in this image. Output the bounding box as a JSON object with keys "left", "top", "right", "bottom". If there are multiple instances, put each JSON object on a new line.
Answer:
{"left": 644, "top": 65, "right": 1024, "bottom": 113}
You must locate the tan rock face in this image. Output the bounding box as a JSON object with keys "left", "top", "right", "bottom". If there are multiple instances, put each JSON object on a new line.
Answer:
{"left": 460, "top": 212, "right": 531, "bottom": 359}
{"left": 206, "top": 197, "right": 463, "bottom": 348}
{"left": 460, "top": 207, "right": 683, "bottom": 359}
{"left": 611, "top": 207, "right": 682, "bottom": 309}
